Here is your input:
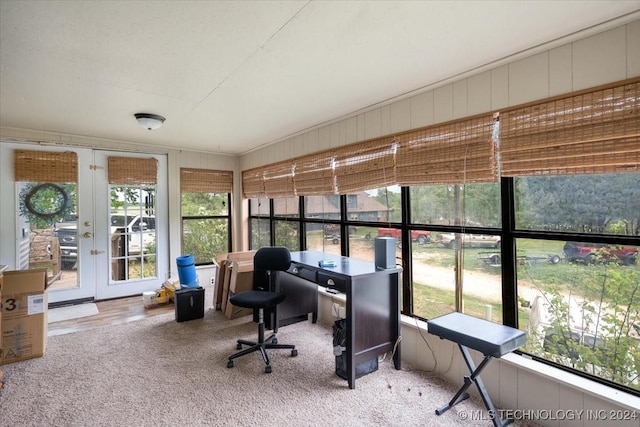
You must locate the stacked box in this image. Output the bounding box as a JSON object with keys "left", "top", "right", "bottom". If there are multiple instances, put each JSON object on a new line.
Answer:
{"left": 0, "top": 269, "right": 49, "bottom": 365}
{"left": 213, "top": 251, "right": 255, "bottom": 310}
{"left": 223, "top": 261, "right": 254, "bottom": 320}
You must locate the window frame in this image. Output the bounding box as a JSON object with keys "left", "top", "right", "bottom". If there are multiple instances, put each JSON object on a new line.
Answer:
{"left": 247, "top": 176, "right": 639, "bottom": 396}
{"left": 244, "top": 78, "right": 640, "bottom": 395}
{"left": 179, "top": 168, "right": 233, "bottom": 266}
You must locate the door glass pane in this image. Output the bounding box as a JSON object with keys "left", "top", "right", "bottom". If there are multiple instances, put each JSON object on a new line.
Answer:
{"left": 109, "top": 185, "right": 157, "bottom": 282}
{"left": 17, "top": 181, "right": 78, "bottom": 290}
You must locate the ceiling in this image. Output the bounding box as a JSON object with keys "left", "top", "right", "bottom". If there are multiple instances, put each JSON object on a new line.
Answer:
{"left": 1, "top": 1, "right": 638, "bottom": 156}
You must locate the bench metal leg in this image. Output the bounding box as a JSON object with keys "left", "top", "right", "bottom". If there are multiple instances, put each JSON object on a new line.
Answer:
{"left": 436, "top": 344, "right": 513, "bottom": 427}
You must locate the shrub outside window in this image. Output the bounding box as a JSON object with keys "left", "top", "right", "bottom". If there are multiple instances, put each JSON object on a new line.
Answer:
{"left": 180, "top": 168, "right": 232, "bottom": 265}
{"left": 514, "top": 173, "right": 640, "bottom": 391}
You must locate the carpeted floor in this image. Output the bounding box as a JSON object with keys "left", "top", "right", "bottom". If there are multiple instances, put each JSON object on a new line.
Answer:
{"left": 0, "top": 308, "right": 540, "bottom": 427}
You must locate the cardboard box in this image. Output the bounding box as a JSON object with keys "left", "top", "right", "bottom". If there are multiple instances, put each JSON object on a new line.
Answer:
{"left": 0, "top": 269, "right": 49, "bottom": 365}
{"left": 214, "top": 251, "right": 255, "bottom": 310}
{"left": 218, "top": 259, "right": 231, "bottom": 312}
{"left": 220, "top": 259, "right": 253, "bottom": 313}
{"left": 214, "top": 256, "right": 228, "bottom": 310}
{"left": 224, "top": 260, "right": 255, "bottom": 320}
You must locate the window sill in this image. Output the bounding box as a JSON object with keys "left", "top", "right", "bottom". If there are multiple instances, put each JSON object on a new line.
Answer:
{"left": 501, "top": 352, "right": 640, "bottom": 411}
{"left": 398, "top": 313, "right": 640, "bottom": 412}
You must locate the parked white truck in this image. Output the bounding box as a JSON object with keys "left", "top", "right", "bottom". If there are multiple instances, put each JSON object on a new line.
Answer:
{"left": 55, "top": 214, "right": 155, "bottom": 269}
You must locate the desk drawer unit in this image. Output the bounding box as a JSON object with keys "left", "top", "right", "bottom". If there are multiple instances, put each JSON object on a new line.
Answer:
{"left": 317, "top": 272, "right": 347, "bottom": 293}
{"left": 263, "top": 269, "right": 318, "bottom": 330}
{"left": 288, "top": 264, "right": 317, "bottom": 282}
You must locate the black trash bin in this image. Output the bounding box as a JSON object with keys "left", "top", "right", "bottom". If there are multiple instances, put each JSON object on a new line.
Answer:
{"left": 174, "top": 287, "right": 205, "bottom": 322}
{"left": 332, "top": 319, "right": 378, "bottom": 380}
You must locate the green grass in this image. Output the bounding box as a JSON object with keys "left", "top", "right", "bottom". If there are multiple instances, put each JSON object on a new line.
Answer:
{"left": 413, "top": 239, "right": 638, "bottom": 294}
{"left": 409, "top": 237, "right": 638, "bottom": 329}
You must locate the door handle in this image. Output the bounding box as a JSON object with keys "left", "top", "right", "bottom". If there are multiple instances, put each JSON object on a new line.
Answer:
{"left": 83, "top": 232, "right": 92, "bottom": 238}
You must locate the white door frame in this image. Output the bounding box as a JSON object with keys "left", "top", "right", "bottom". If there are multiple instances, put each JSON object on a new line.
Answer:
{"left": 0, "top": 143, "right": 168, "bottom": 303}
{"left": 93, "top": 150, "right": 168, "bottom": 300}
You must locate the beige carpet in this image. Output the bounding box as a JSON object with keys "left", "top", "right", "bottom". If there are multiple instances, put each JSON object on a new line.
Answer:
{"left": 0, "top": 308, "right": 539, "bottom": 427}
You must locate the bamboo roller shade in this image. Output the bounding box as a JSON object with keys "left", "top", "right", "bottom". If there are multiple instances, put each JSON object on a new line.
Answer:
{"left": 243, "top": 159, "right": 295, "bottom": 199}
{"left": 395, "top": 114, "right": 496, "bottom": 186}
{"left": 242, "top": 78, "right": 638, "bottom": 199}
{"left": 243, "top": 151, "right": 337, "bottom": 198}
{"left": 262, "top": 159, "right": 295, "bottom": 199}
{"left": 242, "top": 168, "right": 267, "bottom": 199}
{"left": 500, "top": 79, "right": 640, "bottom": 176}
{"left": 293, "top": 151, "right": 336, "bottom": 196}
{"left": 180, "top": 168, "right": 233, "bottom": 193}
{"left": 108, "top": 156, "right": 157, "bottom": 185}
{"left": 333, "top": 137, "right": 397, "bottom": 194}
{"left": 242, "top": 114, "right": 496, "bottom": 198}
{"left": 14, "top": 150, "right": 78, "bottom": 182}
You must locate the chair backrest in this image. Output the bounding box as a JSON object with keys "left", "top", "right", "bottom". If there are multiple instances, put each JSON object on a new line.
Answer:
{"left": 253, "top": 246, "right": 292, "bottom": 291}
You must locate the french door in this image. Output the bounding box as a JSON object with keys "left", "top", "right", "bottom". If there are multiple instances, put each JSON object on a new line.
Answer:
{"left": 93, "top": 150, "right": 168, "bottom": 300}
{"left": 10, "top": 144, "right": 168, "bottom": 304}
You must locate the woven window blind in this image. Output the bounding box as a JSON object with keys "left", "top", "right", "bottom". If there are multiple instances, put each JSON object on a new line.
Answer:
{"left": 395, "top": 113, "right": 497, "bottom": 185}
{"left": 242, "top": 161, "right": 295, "bottom": 198}
{"left": 180, "top": 168, "right": 233, "bottom": 193}
{"left": 333, "top": 137, "right": 396, "bottom": 194}
{"left": 108, "top": 156, "right": 157, "bottom": 185}
{"left": 262, "top": 159, "right": 295, "bottom": 198}
{"left": 293, "top": 151, "right": 336, "bottom": 196}
{"left": 500, "top": 78, "right": 640, "bottom": 176}
{"left": 14, "top": 150, "right": 78, "bottom": 182}
{"left": 242, "top": 168, "right": 266, "bottom": 199}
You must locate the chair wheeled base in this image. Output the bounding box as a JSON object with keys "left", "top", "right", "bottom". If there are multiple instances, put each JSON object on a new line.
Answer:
{"left": 227, "top": 306, "right": 298, "bottom": 373}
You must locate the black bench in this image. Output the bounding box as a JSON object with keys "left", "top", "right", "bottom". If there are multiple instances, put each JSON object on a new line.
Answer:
{"left": 427, "top": 312, "right": 526, "bottom": 427}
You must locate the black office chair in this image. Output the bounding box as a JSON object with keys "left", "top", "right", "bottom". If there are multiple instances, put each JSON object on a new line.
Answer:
{"left": 226, "top": 246, "right": 298, "bottom": 373}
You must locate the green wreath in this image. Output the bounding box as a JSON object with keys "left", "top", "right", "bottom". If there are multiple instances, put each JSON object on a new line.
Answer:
{"left": 24, "top": 183, "right": 69, "bottom": 220}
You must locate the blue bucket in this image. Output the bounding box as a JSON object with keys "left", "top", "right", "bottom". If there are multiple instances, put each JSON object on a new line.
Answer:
{"left": 176, "top": 255, "right": 198, "bottom": 287}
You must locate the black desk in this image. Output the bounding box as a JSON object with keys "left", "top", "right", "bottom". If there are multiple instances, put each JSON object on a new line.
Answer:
{"left": 427, "top": 312, "right": 526, "bottom": 427}
{"left": 285, "top": 251, "right": 402, "bottom": 389}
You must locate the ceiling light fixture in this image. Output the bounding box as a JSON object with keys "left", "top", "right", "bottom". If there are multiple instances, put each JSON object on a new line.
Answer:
{"left": 134, "top": 113, "right": 166, "bottom": 130}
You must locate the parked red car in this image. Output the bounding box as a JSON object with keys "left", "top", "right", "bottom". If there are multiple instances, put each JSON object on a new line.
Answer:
{"left": 377, "top": 228, "right": 431, "bottom": 245}
{"left": 563, "top": 242, "right": 637, "bottom": 265}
